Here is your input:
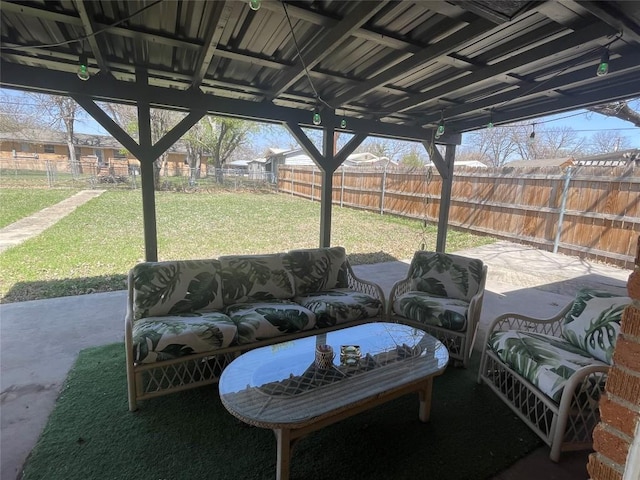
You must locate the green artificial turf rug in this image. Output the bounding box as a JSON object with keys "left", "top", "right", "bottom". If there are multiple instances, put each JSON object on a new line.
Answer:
{"left": 21, "top": 343, "right": 542, "bottom": 480}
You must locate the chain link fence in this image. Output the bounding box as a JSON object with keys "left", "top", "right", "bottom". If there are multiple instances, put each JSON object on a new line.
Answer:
{"left": 0, "top": 158, "right": 277, "bottom": 192}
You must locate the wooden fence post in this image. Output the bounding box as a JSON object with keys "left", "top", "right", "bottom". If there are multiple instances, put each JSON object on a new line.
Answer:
{"left": 340, "top": 168, "right": 345, "bottom": 207}
{"left": 380, "top": 166, "right": 387, "bottom": 214}
{"left": 553, "top": 166, "right": 573, "bottom": 253}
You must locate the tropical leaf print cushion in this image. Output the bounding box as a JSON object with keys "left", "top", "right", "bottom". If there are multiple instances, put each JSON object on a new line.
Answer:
{"left": 294, "top": 288, "right": 382, "bottom": 328}
{"left": 393, "top": 291, "right": 469, "bottom": 331}
{"left": 225, "top": 300, "right": 316, "bottom": 345}
{"left": 561, "top": 289, "right": 630, "bottom": 364}
{"left": 283, "top": 246, "right": 349, "bottom": 295}
{"left": 220, "top": 254, "right": 294, "bottom": 305}
{"left": 409, "top": 251, "right": 484, "bottom": 302}
{"left": 131, "top": 260, "right": 224, "bottom": 320}
{"left": 132, "top": 311, "right": 237, "bottom": 364}
{"left": 489, "top": 330, "right": 606, "bottom": 402}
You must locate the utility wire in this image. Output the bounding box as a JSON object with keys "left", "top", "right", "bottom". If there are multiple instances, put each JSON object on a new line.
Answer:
{"left": 0, "top": 0, "right": 164, "bottom": 51}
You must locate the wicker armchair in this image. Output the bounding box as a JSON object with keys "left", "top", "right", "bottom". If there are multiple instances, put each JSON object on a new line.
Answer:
{"left": 388, "top": 251, "right": 488, "bottom": 367}
{"left": 477, "top": 289, "right": 631, "bottom": 461}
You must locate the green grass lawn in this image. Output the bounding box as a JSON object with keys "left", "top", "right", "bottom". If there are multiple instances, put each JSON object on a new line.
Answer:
{"left": 0, "top": 189, "right": 494, "bottom": 302}
{"left": 0, "top": 188, "right": 78, "bottom": 228}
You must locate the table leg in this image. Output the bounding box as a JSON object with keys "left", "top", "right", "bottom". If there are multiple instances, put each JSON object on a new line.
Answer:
{"left": 418, "top": 378, "right": 434, "bottom": 422}
{"left": 274, "top": 428, "right": 292, "bottom": 480}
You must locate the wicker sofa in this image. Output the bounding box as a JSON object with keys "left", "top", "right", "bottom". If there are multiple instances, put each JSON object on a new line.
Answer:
{"left": 477, "top": 288, "right": 631, "bottom": 461}
{"left": 125, "top": 246, "right": 385, "bottom": 411}
{"left": 388, "top": 251, "right": 488, "bottom": 367}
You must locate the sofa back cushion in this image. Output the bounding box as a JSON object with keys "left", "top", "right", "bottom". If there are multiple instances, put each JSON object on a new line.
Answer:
{"left": 409, "top": 251, "right": 484, "bottom": 302}
{"left": 219, "top": 254, "right": 294, "bottom": 305}
{"left": 283, "top": 246, "right": 349, "bottom": 295}
{"left": 561, "top": 288, "right": 631, "bottom": 364}
{"left": 131, "top": 259, "right": 224, "bottom": 321}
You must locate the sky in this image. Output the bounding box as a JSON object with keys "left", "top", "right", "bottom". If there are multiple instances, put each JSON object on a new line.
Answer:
{"left": 2, "top": 88, "right": 639, "bottom": 152}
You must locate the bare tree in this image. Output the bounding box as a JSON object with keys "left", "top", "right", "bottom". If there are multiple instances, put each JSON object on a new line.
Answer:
{"left": 356, "top": 137, "right": 412, "bottom": 163}
{"left": 103, "top": 102, "right": 185, "bottom": 187}
{"left": 28, "top": 94, "right": 86, "bottom": 176}
{"left": 463, "top": 125, "right": 518, "bottom": 167}
{"left": 0, "top": 92, "right": 40, "bottom": 131}
{"left": 512, "top": 124, "right": 585, "bottom": 160}
{"left": 587, "top": 99, "right": 640, "bottom": 127}
{"left": 588, "top": 130, "right": 631, "bottom": 154}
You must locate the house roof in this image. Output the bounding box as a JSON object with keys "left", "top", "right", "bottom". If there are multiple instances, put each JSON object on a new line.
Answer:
{"left": 507, "top": 158, "right": 575, "bottom": 168}
{"left": 1, "top": 1, "right": 639, "bottom": 143}
{"left": 575, "top": 148, "right": 640, "bottom": 166}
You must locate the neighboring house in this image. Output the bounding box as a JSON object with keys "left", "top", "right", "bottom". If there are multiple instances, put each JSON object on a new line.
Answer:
{"left": 574, "top": 148, "right": 640, "bottom": 166}
{"left": 249, "top": 147, "right": 395, "bottom": 180}
{"left": 505, "top": 149, "right": 640, "bottom": 169}
{"left": 453, "top": 160, "right": 487, "bottom": 168}
{"left": 0, "top": 129, "right": 208, "bottom": 176}
{"left": 506, "top": 157, "right": 575, "bottom": 169}
{"left": 0, "top": 128, "right": 130, "bottom": 166}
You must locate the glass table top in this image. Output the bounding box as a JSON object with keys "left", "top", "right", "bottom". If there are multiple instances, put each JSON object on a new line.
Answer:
{"left": 219, "top": 322, "right": 449, "bottom": 427}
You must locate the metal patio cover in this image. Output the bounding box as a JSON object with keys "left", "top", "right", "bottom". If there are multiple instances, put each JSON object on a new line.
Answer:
{"left": 1, "top": 0, "right": 640, "bottom": 258}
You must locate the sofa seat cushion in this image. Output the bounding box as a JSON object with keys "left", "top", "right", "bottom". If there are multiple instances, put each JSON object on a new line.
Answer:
{"left": 488, "top": 330, "right": 607, "bottom": 403}
{"left": 225, "top": 300, "right": 316, "bottom": 345}
{"left": 392, "top": 291, "right": 469, "bottom": 331}
{"left": 219, "top": 254, "right": 294, "bottom": 306}
{"left": 294, "top": 288, "right": 382, "bottom": 328}
{"left": 561, "top": 289, "right": 630, "bottom": 364}
{"left": 132, "top": 311, "right": 237, "bottom": 364}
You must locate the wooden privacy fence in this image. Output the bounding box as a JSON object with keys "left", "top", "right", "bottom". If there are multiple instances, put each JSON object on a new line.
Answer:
{"left": 278, "top": 165, "right": 640, "bottom": 269}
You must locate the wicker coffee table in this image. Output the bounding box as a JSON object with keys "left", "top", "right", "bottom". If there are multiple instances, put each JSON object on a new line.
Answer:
{"left": 219, "top": 322, "right": 449, "bottom": 480}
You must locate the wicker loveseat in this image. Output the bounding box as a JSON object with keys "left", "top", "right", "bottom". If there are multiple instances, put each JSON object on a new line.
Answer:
{"left": 477, "top": 288, "right": 631, "bottom": 461}
{"left": 125, "top": 246, "right": 385, "bottom": 411}
{"left": 388, "top": 251, "right": 488, "bottom": 367}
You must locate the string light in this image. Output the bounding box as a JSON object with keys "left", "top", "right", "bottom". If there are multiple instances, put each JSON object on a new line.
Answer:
{"left": 249, "top": 0, "right": 261, "bottom": 11}
{"left": 596, "top": 49, "right": 610, "bottom": 77}
{"left": 529, "top": 123, "right": 536, "bottom": 142}
{"left": 340, "top": 117, "right": 347, "bottom": 129}
{"left": 434, "top": 111, "right": 445, "bottom": 139}
{"left": 312, "top": 107, "right": 321, "bottom": 126}
{"left": 487, "top": 109, "right": 494, "bottom": 128}
{"left": 77, "top": 53, "right": 90, "bottom": 81}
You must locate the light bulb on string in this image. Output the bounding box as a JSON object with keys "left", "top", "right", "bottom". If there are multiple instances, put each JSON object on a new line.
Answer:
{"left": 434, "top": 110, "right": 445, "bottom": 139}
{"left": 249, "top": 0, "right": 261, "bottom": 11}
{"left": 596, "top": 49, "right": 609, "bottom": 77}
{"left": 487, "top": 110, "right": 494, "bottom": 128}
{"left": 77, "top": 53, "right": 90, "bottom": 81}
{"left": 529, "top": 124, "right": 536, "bottom": 143}
{"left": 312, "top": 108, "right": 321, "bottom": 126}
{"left": 340, "top": 117, "right": 347, "bottom": 129}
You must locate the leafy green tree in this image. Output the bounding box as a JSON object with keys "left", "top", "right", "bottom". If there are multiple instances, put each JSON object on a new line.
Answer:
{"left": 193, "top": 116, "right": 259, "bottom": 183}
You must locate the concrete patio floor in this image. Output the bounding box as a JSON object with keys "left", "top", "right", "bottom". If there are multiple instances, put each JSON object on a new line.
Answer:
{"left": 0, "top": 240, "right": 631, "bottom": 480}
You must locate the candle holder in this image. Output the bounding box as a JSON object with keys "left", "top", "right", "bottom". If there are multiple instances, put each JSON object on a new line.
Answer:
{"left": 315, "top": 344, "right": 335, "bottom": 370}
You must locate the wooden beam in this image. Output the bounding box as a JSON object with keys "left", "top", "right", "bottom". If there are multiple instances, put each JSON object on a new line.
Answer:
{"left": 191, "top": 2, "right": 234, "bottom": 89}
{"left": 0, "top": 61, "right": 442, "bottom": 142}
{"left": 423, "top": 141, "right": 454, "bottom": 253}
{"left": 388, "top": 21, "right": 616, "bottom": 114}
{"left": 74, "top": 0, "right": 110, "bottom": 75}
{"left": 269, "top": 1, "right": 388, "bottom": 99}
{"left": 331, "top": 19, "right": 494, "bottom": 107}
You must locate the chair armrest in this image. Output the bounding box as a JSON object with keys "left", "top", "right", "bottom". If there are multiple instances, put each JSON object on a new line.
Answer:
{"left": 485, "top": 301, "right": 573, "bottom": 339}
{"left": 387, "top": 277, "right": 412, "bottom": 316}
{"left": 345, "top": 261, "right": 386, "bottom": 314}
